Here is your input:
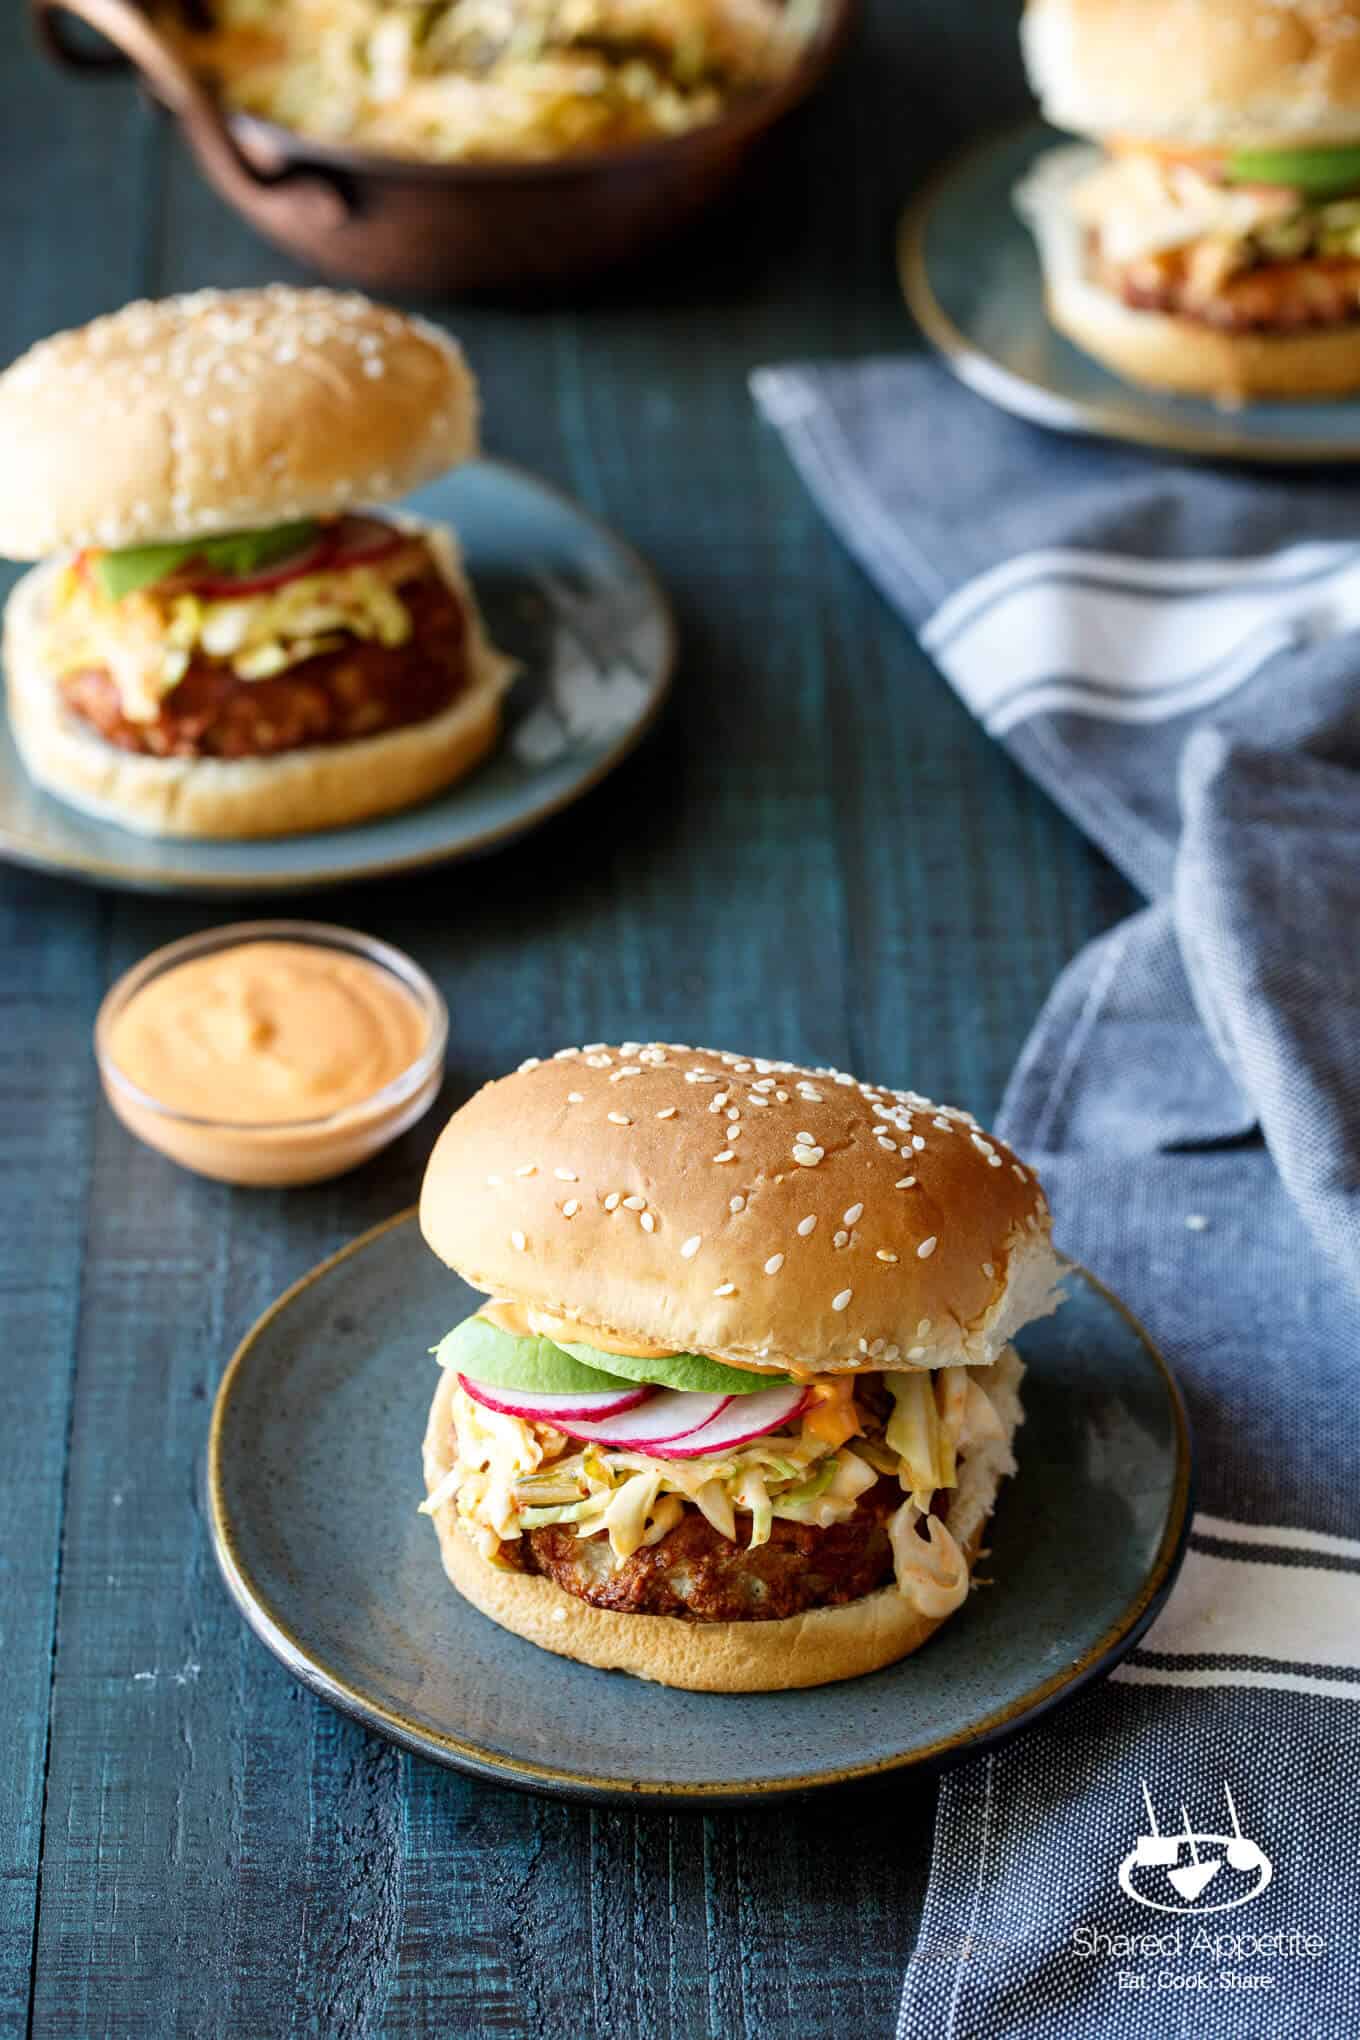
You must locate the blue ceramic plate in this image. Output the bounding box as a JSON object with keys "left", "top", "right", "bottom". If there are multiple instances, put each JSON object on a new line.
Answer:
{"left": 900, "top": 122, "right": 1360, "bottom": 464}
{"left": 0, "top": 461, "right": 673, "bottom": 894}
{"left": 207, "top": 1212, "right": 1192, "bottom": 1805}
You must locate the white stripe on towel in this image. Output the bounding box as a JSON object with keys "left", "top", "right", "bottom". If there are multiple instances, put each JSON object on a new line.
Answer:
{"left": 1110, "top": 1526, "right": 1360, "bottom": 1695}
{"left": 920, "top": 541, "right": 1360, "bottom": 735}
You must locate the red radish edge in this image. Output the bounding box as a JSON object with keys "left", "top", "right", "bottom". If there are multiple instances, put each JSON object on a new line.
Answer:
{"left": 179, "top": 515, "right": 407, "bottom": 598}
{"left": 654, "top": 1385, "right": 811, "bottom": 1459}
{"left": 458, "top": 1375, "right": 652, "bottom": 1423}
{"left": 555, "top": 1390, "right": 734, "bottom": 1449}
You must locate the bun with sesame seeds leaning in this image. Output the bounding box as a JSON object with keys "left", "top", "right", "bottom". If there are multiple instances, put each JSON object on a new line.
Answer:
{"left": 0, "top": 286, "right": 512, "bottom": 839}
{"left": 417, "top": 1042, "right": 1063, "bottom": 1692}
{"left": 1019, "top": 0, "right": 1360, "bottom": 400}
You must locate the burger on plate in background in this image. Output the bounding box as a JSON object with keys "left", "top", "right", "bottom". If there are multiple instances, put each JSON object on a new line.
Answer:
{"left": 1019, "top": 0, "right": 1360, "bottom": 400}
{"left": 419, "top": 1042, "right": 1062, "bottom": 1692}
{"left": 0, "top": 287, "right": 512, "bottom": 839}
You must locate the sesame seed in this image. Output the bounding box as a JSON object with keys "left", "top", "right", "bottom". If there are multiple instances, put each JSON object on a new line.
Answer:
{"left": 883, "top": 1344, "right": 901, "bottom": 1363}
{"left": 753, "top": 1078, "right": 776, "bottom": 1092}
{"left": 641, "top": 1212, "right": 656, "bottom": 1233}
{"left": 511, "top": 1231, "right": 527, "bottom": 1252}
{"left": 517, "top": 1058, "right": 541, "bottom": 1073}
{"left": 843, "top": 1203, "right": 864, "bottom": 1225}
{"left": 896, "top": 1176, "right": 917, "bottom": 1190}
{"left": 567, "top": 1092, "right": 584, "bottom": 1104}
{"left": 797, "top": 1215, "right": 817, "bottom": 1236}
{"left": 917, "top": 1237, "right": 938, "bottom": 1260}
{"left": 746, "top": 1093, "right": 770, "bottom": 1108}
{"left": 563, "top": 1199, "right": 580, "bottom": 1218}
{"left": 585, "top": 1054, "right": 612, "bottom": 1069}
{"left": 726, "top": 1107, "right": 740, "bottom": 1120}
{"left": 834, "top": 1230, "right": 849, "bottom": 1248}
{"left": 604, "top": 1193, "right": 621, "bottom": 1211}
{"left": 982, "top": 1261, "right": 995, "bottom": 1278}
{"left": 1012, "top": 1164, "right": 1027, "bottom": 1182}
{"left": 907, "top": 1346, "right": 927, "bottom": 1361}
{"left": 681, "top": 1234, "right": 702, "bottom": 1259}
{"left": 832, "top": 1289, "right": 852, "bottom": 1312}
{"left": 870, "top": 1338, "right": 885, "bottom": 1358}
{"left": 987, "top": 1154, "right": 1003, "bottom": 1168}
{"left": 554, "top": 1167, "right": 577, "bottom": 1182}
{"left": 871, "top": 1125, "right": 889, "bottom": 1136}
{"left": 714, "top": 1282, "right": 736, "bottom": 1297}
{"left": 792, "top": 1145, "right": 824, "bottom": 1167}
{"left": 582, "top": 1042, "right": 607, "bottom": 1053}
{"left": 765, "top": 1254, "right": 785, "bottom": 1275}
{"left": 713, "top": 1150, "right": 736, "bottom": 1163}
{"left": 912, "top": 1135, "right": 926, "bottom": 1151}
{"left": 623, "top": 1195, "right": 646, "bottom": 1211}
{"left": 728, "top": 1125, "right": 744, "bottom": 1141}
{"left": 876, "top": 1137, "right": 897, "bottom": 1153}
{"left": 876, "top": 1250, "right": 898, "bottom": 1263}
{"left": 515, "top": 1164, "right": 536, "bottom": 1177}
{"left": 608, "top": 1112, "right": 632, "bottom": 1126}
{"left": 970, "top": 1132, "right": 996, "bottom": 1157}
{"left": 729, "top": 1195, "right": 745, "bottom": 1213}
{"left": 918, "top": 1319, "right": 932, "bottom": 1336}
{"left": 795, "top": 1130, "right": 815, "bottom": 1144}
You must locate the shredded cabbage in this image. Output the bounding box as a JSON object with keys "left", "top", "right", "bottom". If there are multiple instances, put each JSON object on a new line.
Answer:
{"left": 432, "top": 1361, "right": 1008, "bottom": 1575}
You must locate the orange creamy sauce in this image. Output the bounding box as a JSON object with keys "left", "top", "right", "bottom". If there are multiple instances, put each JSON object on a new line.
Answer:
{"left": 107, "top": 940, "right": 427, "bottom": 1124}
{"left": 479, "top": 1299, "right": 681, "bottom": 1361}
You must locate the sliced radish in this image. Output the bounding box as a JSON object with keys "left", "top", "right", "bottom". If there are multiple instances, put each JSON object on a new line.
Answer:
{"left": 556, "top": 1390, "right": 733, "bottom": 1449}
{"left": 458, "top": 1375, "right": 653, "bottom": 1423}
{"left": 657, "top": 1384, "right": 811, "bottom": 1459}
{"left": 322, "top": 514, "right": 408, "bottom": 571}
{"left": 180, "top": 532, "right": 333, "bottom": 598}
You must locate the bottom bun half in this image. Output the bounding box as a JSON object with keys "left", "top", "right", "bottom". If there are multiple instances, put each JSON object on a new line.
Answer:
{"left": 3, "top": 542, "right": 513, "bottom": 841}
{"left": 1018, "top": 142, "right": 1360, "bottom": 402}
{"left": 1045, "top": 276, "right": 1360, "bottom": 402}
{"left": 421, "top": 1351, "right": 1024, "bottom": 1693}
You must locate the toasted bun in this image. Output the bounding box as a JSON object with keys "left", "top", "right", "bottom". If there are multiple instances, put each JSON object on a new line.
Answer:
{"left": 1023, "top": 0, "right": 1360, "bottom": 148}
{"left": 422, "top": 1346, "right": 1024, "bottom": 1691}
{"left": 1019, "top": 142, "right": 1360, "bottom": 398}
{"left": 420, "top": 1044, "right": 1058, "bottom": 1375}
{"left": 3, "top": 527, "right": 514, "bottom": 839}
{"left": 0, "top": 288, "right": 478, "bottom": 561}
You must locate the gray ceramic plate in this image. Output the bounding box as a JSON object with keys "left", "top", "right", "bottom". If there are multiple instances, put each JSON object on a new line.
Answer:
{"left": 207, "top": 1212, "right": 1192, "bottom": 1805}
{"left": 900, "top": 122, "right": 1360, "bottom": 464}
{"left": 0, "top": 461, "right": 673, "bottom": 894}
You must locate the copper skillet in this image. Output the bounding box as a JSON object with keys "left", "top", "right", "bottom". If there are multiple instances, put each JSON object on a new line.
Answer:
{"left": 32, "top": 0, "right": 857, "bottom": 293}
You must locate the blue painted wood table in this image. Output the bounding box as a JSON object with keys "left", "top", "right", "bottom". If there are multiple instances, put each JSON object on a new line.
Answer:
{"left": 2, "top": 5, "right": 1137, "bottom": 2033}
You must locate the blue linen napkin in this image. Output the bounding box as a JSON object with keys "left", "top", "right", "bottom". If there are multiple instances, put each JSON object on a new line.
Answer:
{"left": 754, "top": 361, "right": 1360, "bottom": 2039}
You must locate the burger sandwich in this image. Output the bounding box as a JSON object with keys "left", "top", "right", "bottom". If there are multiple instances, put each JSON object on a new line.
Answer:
{"left": 419, "top": 1042, "right": 1061, "bottom": 1692}
{"left": 0, "top": 286, "right": 511, "bottom": 838}
{"left": 1019, "top": 0, "right": 1360, "bottom": 400}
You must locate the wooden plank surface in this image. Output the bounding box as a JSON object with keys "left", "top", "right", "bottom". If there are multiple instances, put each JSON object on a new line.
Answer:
{"left": 3, "top": 2, "right": 1135, "bottom": 2033}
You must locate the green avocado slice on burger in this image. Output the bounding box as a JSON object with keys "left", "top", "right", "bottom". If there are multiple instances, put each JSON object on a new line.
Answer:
{"left": 1225, "top": 143, "right": 1360, "bottom": 201}
{"left": 437, "top": 1314, "right": 791, "bottom": 1397}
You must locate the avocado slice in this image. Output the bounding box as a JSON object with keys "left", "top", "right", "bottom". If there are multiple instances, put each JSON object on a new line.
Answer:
{"left": 553, "top": 1339, "right": 792, "bottom": 1395}
{"left": 436, "top": 1315, "right": 636, "bottom": 1394}
{"left": 1226, "top": 144, "right": 1360, "bottom": 200}
{"left": 93, "top": 518, "right": 321, "bottom": 602}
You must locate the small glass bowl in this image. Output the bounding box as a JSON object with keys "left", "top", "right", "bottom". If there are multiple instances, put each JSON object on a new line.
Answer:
{"left": 94, "top": 920, "right": 448, "bottom": 1188}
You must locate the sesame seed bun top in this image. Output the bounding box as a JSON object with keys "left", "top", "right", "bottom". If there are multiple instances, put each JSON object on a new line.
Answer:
{"left": 419, "top": 1044, "right": 1061, "bottom": 1376}
{"left": 1023, "top": 0, "right": 1360, "bottom": 148}
{"left": 0, "top": 286, "right": 478, "bottom": 561}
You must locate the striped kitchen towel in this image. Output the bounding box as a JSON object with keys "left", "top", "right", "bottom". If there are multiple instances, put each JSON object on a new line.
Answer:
{"left": 755, "top": 360, "right": 1360, "bottom": 2038}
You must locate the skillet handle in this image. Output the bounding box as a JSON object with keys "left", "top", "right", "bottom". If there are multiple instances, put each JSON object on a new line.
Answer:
{"left": 32, "top": 0, "right": 351, "bottom": 231}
